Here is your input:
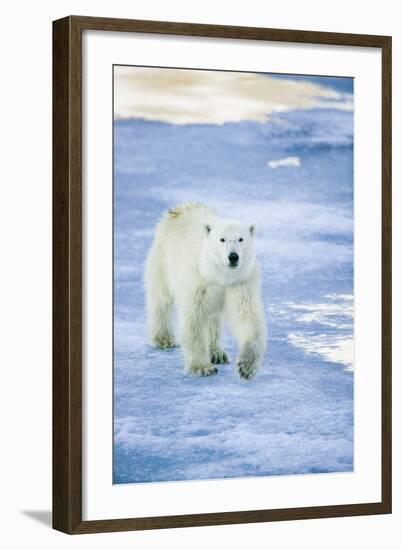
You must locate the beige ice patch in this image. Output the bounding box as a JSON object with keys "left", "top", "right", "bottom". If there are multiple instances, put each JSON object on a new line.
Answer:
{"left": 114, "top": 66, "right": 352, "bottom": 125}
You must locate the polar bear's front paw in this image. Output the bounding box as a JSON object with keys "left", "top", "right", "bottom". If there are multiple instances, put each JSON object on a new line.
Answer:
{"left": 153, "top": 335, "right": 177, "bottom": 350}
{"left": 210, "top": 348, "right": 229, "bottom": 365}
{"left": 189, "top": 363, "right": 218, "bottom": 377}
{"left": 237, "top": 357, "right": 258, "bottom": 380}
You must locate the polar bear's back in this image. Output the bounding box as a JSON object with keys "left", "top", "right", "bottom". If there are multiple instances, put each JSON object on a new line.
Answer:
{"left": 148, "top": 203, "right": 216, "bottom": 293}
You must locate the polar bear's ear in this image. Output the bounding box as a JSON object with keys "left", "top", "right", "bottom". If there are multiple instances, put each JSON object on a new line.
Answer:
{"left": 249, "top": 224, "right": 256, "bottom": 236}
{"left": 204, "top": 224, "right": 211, "bottom": 235}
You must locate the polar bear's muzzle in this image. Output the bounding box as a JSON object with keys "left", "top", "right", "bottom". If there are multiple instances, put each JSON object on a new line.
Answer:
{"left": 228, "top": 252, "right": 239, "bottom": 268}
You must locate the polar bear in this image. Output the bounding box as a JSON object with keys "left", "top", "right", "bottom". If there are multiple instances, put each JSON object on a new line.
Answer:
{"left": 144, "top": 202, "right": 266, "bottom": 380}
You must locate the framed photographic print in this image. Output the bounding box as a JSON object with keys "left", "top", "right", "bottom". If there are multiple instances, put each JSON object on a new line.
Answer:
{"left": 53, "top": 16, "right": 392, "bottom": 534}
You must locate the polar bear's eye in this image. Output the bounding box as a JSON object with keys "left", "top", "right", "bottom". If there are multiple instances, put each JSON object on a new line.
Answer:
{"left": 239, "top": 238, "right": 244, "bottom": 242}
{"left": 220, "top": 238, "right": 225, "bottom": 242}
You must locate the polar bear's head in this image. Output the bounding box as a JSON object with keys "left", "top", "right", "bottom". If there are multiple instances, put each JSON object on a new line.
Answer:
{"left": 200, "top": 218, "right": 256, "bottom": 284}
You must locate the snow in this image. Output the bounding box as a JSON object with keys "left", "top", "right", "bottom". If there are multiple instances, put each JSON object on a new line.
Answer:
{"left": 113, "top": 73, "right": 354, "bottom": 484}
{"left": 268, "top": 156, "right": 301, "bottom": 168}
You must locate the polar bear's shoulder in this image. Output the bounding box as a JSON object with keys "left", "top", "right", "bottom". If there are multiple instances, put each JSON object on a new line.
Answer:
{"left": 157, "top": 202, "right": 216, "bottom": 233}
{"left": 165, "top": 202, "right": 215, "bottom": 220}
{"left": 153, "top": 202, "right": 215, "bottom": 244}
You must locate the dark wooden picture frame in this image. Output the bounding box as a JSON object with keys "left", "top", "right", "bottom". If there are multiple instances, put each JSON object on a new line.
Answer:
{"left": 53, "top": 15, "right": 392, "bottom": 534}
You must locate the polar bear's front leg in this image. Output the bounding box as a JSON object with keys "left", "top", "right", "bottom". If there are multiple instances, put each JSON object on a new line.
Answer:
{"left": 236, "top": 340, "right": 265, "bottom": 380}
{"left": 209, "top": 317, "right": 229, "bottom": 365}
{"left": 225, "top": 273, "right": 266, "bottom": 380}
{"left": 178, "top": 288, "right": 218, "bottom": 377}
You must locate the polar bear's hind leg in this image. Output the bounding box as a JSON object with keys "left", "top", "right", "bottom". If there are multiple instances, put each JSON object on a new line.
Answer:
{"left": 144, "top": 245, "right": 176, "bottom": 350}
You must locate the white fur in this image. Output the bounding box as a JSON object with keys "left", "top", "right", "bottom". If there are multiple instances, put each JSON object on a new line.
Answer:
{"left": 144, "top": 203, "right": 266, "bottom": 379}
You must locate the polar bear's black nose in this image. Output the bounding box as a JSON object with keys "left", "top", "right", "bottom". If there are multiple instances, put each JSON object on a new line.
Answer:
{"left": 228, "top": 252, "right": 239, "bottom": 266}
